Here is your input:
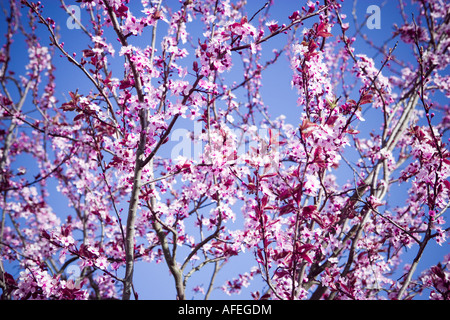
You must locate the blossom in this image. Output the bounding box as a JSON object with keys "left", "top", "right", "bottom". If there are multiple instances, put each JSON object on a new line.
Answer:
{"left": 3, "top": 0, "right": 449, "bottom": 302}
{"left": 266, "top": 20, "right": 279, "bottom": 33}
{"left": 303, "top": 174, "right": 320, "bottom": 196}
{"left": 395, "top": 23, "right": 429, "bottom": 44}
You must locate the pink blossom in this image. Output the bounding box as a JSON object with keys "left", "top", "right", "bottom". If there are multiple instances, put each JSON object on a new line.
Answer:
{"left": 2, "top": 0, "right": 449, "bottom": 302}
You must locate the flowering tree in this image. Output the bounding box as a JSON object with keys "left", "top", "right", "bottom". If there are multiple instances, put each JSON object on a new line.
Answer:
{"left": 0, "top": 0, "right": 449, "bottom": 300}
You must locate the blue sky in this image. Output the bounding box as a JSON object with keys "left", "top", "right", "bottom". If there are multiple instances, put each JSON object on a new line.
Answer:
{"left": 2, "top": 0, "right": 448, "bottom": 300}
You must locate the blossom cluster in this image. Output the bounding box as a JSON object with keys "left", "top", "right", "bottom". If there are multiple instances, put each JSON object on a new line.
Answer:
{"left": 0, "top": 0, "right": 448, "bottom": 301}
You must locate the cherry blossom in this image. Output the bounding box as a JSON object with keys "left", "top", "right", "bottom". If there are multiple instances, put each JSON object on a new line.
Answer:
{"left": 0, "top": 0, "right": 448, "bottom": 301}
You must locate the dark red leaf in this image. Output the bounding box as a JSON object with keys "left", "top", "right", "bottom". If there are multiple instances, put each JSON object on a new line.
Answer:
{"left": 73, "top": 114, "right": 84, "bottom": 122}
